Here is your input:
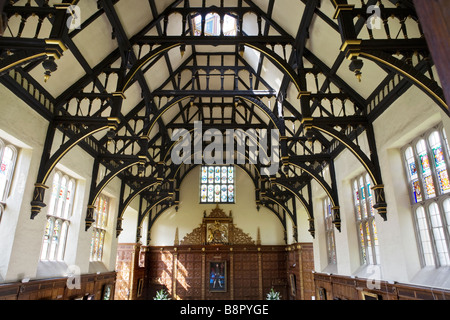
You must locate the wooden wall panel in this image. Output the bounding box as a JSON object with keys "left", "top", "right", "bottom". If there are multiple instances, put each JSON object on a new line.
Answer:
{"left": 176, "top": 251, "right": 203, "bottom": 300}
{"left": 313, "top": 272, "right": 450, "bottom": 300}
{"left": 144, "top": 245, "right": 302, "bottom": 300}
{"left": 301, "top": 244, "right": 315, "bottom": 300}
{"left": 114, "top": 243, "right": 137, "bottom": 300}
{"left": 232, "top": 251, "right": 260, "bottom": 300}
{"left": 0, "top": 272, "right": 116, "bottom": 300}
{"left": 285, "top": 244, "right": 314, "bottom": 300}
{"left": 262, "top": 250, "right": 287, "bottom": 299}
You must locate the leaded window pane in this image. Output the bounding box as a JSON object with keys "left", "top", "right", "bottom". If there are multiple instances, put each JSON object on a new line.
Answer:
{"left": 90, "top": 194, "right": 110, "bottom": 262}
{"left": 353, "top": 174, "right": 379, "bottom": 265}
{"left": 200, "top": 165, "right": 235, "bottom": 203}
{"left": 40, "top": 170, "right": 76, "bottom": 261}
{"left": 404, "top": 127, "right": 450, "bottom": 268}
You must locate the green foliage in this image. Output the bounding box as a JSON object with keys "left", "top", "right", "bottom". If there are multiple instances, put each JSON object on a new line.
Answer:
{"left": 266, "top": 287, "right": 281, "bottom": 300}
{"left": 154, "top": 289, "right": 171, "bottom": 300}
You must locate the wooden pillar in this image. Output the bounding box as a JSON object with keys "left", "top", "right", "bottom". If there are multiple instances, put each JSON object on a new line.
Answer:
{"left": 129, "top": 244, "right": 137, "bottom": 300}
{"left": 297, "top": 244, "right": 305, "bottom": 300}
{"left": 172, "top": 248, "right": 178, "bottom": 300}
{"left": 201, "top": 248, "right": 206, "bottom": 299}
{"left": 230, "top": 248, "right": 234, "bottom": 300}
{"left": 413, "top": 0, "right": 450, "bottom": 108}
{"left": 258, "top": 247, "right": 263, "bottom": 300}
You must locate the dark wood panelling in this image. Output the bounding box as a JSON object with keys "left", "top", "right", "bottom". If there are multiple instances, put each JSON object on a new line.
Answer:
{"left": 313, "top": 272, "right": 450, "bottom": 300}
{"left": 286, "top": 244, "right": 314, "bottom": 300}
{"left": 115, "top": 243, "right": 148, "bottom": 300}
{"left": 143, "top": 243, "right": 313, "bottom": 300}
{"left": 0, "top": 272, "right": 116, "bottom": 300}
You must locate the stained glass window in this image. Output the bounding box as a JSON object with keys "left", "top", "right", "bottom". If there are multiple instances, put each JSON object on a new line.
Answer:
{"left": 417, "top": 139, "right": 436, "bottom": 199}
{"left": 405, "top": 147, "right": 422, "bottom": 203}
{"left": 40, "top": 170, "right": 75, "bottom": 261}
{"left": 429, "top": 132, "right": 450, "bottom": 194}
{"left": 0, "top": 139, "right": 18, "bottom": 203}
{"left": 90, "top": 194, "right": 110, "bottom": 261}
{"left": 352, "top": 173, "right": 380, "bottom": 265}
{"left": 200, "top": 165, "right": 235, "bottom": 203}
{"left": 404, "top": 126, "right": 450, "bottom": 268}
{"left": 323, "top": 197, "right": 337, "bottom": 265}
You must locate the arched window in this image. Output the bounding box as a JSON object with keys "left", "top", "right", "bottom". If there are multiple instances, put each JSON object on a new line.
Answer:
{"left": 200, "top": 165, "right": 235, "bottom": 203}
{"left": 192, "top": 12, "right": 237, "bottom": 36}
{"left": 0, "top": 139, "right": 18, "bottom": 203}
{"left": 323, "top": 197, "right": 336, "bottom": 265}
{"left": 403, "top": 125, "right": 450, "bottom": 268}
{"left": 40, "top": 171, "right": 76, "bottom": 261}
{"left": 352, "top": 173, "right": 380, "bottom": 265}
{"left": 90, "top": 194, "right": 110, "bottom": 261}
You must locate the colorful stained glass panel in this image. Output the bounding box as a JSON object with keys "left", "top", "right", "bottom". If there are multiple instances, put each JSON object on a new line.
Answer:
{"left": 200, "top": 166, "right": 235, "bottom": 203}
{"left": 438, "top": 169, "right": 450, "bottom": 193}
{"left": 424, "top": 175, "right": 436, "bottom": 198}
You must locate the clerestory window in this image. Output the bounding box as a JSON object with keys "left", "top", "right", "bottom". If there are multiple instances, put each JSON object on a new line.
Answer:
{"left": 403, "top": 125, "right": 450, "bottom": 267}
{"left": 192, "top": 13, "right": 237, "bottom": 36}
{"left": 40, "top": 171, "right": 76, "bottom": 261}
{"left": 200, "top": 165, "right": 235, "bottom": 203}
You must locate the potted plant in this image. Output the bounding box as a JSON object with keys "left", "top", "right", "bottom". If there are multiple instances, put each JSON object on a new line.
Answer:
{"left": 154, "top": 289, "right": 171, "bottom": 300}
{"left": 266, "top": 287, "right": 281, "bottom": 300}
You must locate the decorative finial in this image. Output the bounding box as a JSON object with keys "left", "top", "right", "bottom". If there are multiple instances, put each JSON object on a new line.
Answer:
{"left": 174, "top": 227, "right": 179, "bottom": 246}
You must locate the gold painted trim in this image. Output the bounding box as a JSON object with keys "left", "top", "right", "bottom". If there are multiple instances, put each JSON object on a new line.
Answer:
{"left": 42, "top": 125, "right": 110, "bottom": 183}
{"left": 0, "top": 52, "right": 47, "bottom": 74}
{"left": 287, "top": 161, "right": 337, "bottom": 208}
{"left": 107, "top": 117, "right": 121, "bottom": 125}
{"left": 297, "top": 91, "right": 311, "bottom": 99}
{"left": 145, "top": 95, "right": 194, "bottom": 137}
{"left": 121, "top": 43, "right": 183, "bottom": 93}
{"left": 333, "top": 4, "right": 355, "bottom": 19}
{"left": 140, "top": 196, "right": 172, "bottom": 227}
{"left": 119, "top": 184, "right": 157, "bottom": 218}
{"left": 45, "top": 39, "right": 68, "bottom": 52}
{"left": 34, "top": 183, "right": 49, "bottom": 189}
{"left": 340, "top": 40, "right": 362, "bottom": 52}
{"left": 112, "top": 92, "right": 126, "bottom": 99}
{"left": 138, "top": 155, "right": 148, "bottom": 162}
{"left": 92, "top": 161, "right": 142, "bottom": 207}
{"left": 272, "top": 181, "right": 312, "bottom": 219}
{"left": 243, "top": 43, "right": 302, "bottom": 94}
{"left": 311, "top": 125, "right": 378, "bottom": 185}
{"left": 236, "top": 95, "right": 279, "bottom": 129}
{"left": 359, "top": 52, "right": 448, "bottom": 111}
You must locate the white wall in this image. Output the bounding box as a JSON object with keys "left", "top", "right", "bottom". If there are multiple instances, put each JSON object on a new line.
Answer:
{"left": 311, "top": 84, "right": 450, "bottom": 288}
{"left": 372, "top": 85, "right": 450, "bottom": 286}
{"left": 148, "top": 166, "right": 287, "bottom": 246}
{"left": 0, "top": 84, "right": 123, "bottom": 282}
{"left": 118, "top": 199, "right": 139, "bottom": 243}
{"left": 2, "top": 79, "right": 449, "bottom": 289}
{"left": 0, "top": 84, "right": 48, "bottom": 282}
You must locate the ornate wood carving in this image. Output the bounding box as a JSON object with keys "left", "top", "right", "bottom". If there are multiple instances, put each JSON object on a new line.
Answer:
{"left": 180, "top": 226, "right": 203, "bottom": 246}
{"left": 230, "top": 225, "right": 255, "bottom": 245}
{"left": 179, "top": 205, "right": 255, "bottom": 246}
